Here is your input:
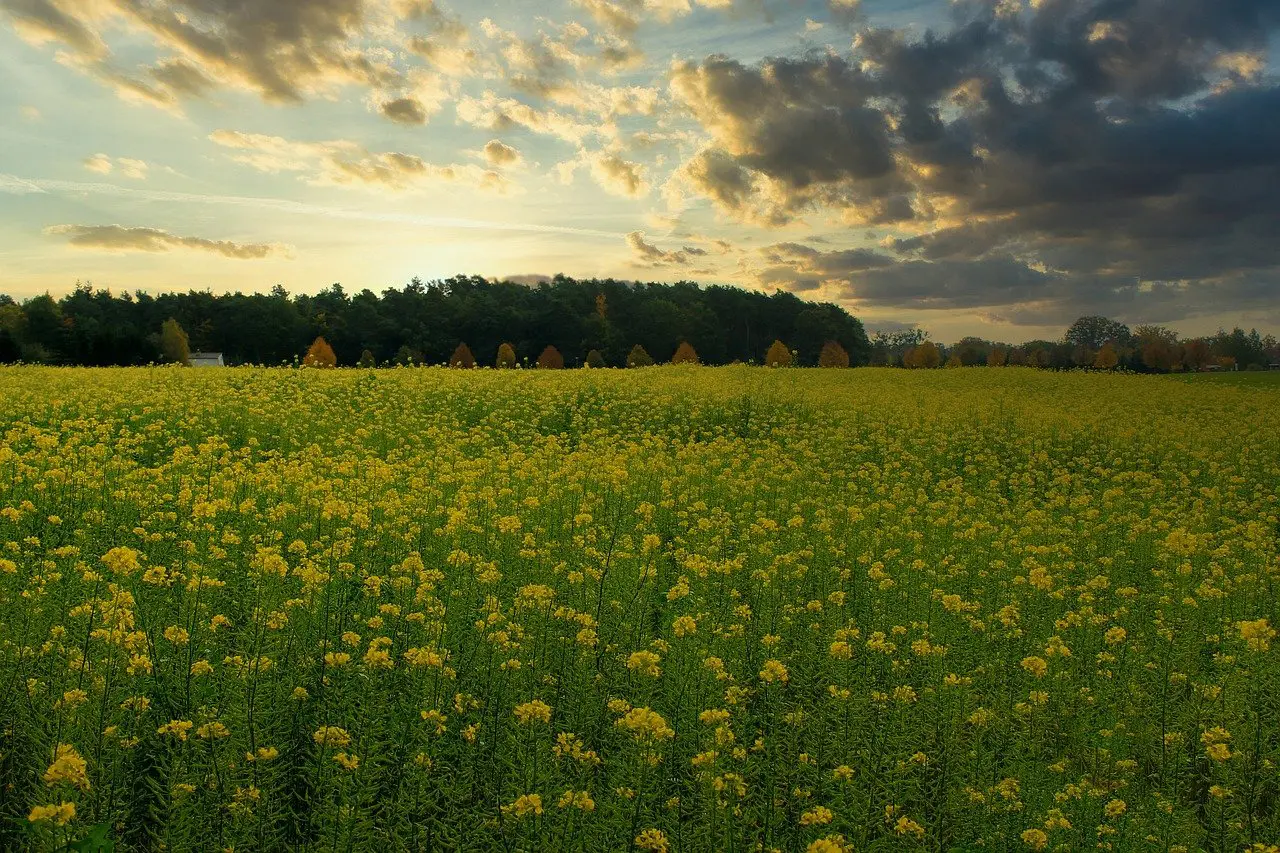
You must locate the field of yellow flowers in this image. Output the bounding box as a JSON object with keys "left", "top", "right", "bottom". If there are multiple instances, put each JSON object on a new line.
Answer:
{"left": 1, "top": 365, "right": 1277, "bottom": 852}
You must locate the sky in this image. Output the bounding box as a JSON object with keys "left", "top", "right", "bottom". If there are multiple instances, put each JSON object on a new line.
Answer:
{"left": 0, "top": 0, "right": 1277, "bottom": 341}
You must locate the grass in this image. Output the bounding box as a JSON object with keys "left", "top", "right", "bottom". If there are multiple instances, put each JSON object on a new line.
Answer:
{"left": 1, "top": 365, "right": 1277, "bottom": 852}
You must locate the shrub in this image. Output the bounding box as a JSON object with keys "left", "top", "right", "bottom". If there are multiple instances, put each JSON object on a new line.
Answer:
{"left": 537, "top": 346, "right": 564, "bottom": 369}
{"left": 585, "top": 349, "right": 606, "bottom": 369}
{"left": 626, "top": 345, "right": 654, "bottom": 368}
{"left": 764, "top": 340, "right": 792, "bottom": 367}
{"left": 303, "top": 336, "right": 337, "bottom": 368}
{"left": 817, "top": 341, "right": 849, "bottom": 368}
{"left": 358, "top": 349, "right": 376, "bottom": 368}
{"left": 496, "top": 343, "right": 517, "bottom": 369}
{"left": 450, "top": 343, "right": 476, "bottom": 369}
{"left": 671, "top": 342, "right": 699, "bottom": 364}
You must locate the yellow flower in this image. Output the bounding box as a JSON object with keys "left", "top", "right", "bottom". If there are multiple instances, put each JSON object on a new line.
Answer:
{"left": 333, "top": 752, "right": 361, "bottom": 770}
{"left": 557, "top": 789, "right": 595, "bottom": 811}
{"left": 196, "top": 722, "right": 230, "bottom": 740}
{"left": 190, "top": 660, "right": 214, "bottom": 676}
{"left": 324, "top": 652, "right": 351, "bottom": 667}
{"left": 800, "top": 806, "right": 834, "bottom": 825}
{"left": 806, "top": 836, "right": 850, "bottom": 853}
{"left": 28, "top": 802, "right": 75, "bottom": 825}
{"left": 1239, "top": 618, "right": 1275, "bottom": 652}
{"left": 626, "top": 650, "right": 662, "bottom": 678}
{"left": 514, "top": 699, "right": 552, "bottom": 725}
{"left": 43, "top": 744, "right": 90, "bottom": 790}
{"left": 502, "top": 793, "right": 543, "bottom": 818}
{"left": 313, "top": 726, "right": 352, "bottom": 748}
{"left": 163, "top": 626, "right": 189, "bottom": 645}
{"left": 634, "top": 828, "right": 669, "bottom": 852}
{"left": 1020, "top": 656, "right": 1048, "bottom": 678}
{"left": 759, "top": 659, "right": 789, "bottom": 683}
{"left": 672, "top": 615, "right": 697, "bottom": 637}
{"left": 1021, "top": 828, "right": 1048, "bottom": 849}
{"left": 157, "top": 720, "right": 194, "bottom": 741}
{"left": 1104, "top": 626, "right": 1127, "bottom": 645}
{"left": 1104, "top": 798, "right": 1127, "bottom": 817}
{"left": 615, "top": 707, "right": 675, "bottom": 742}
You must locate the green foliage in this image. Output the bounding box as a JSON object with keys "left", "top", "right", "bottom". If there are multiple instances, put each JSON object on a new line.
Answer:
{"left": 625, "top": 344, "right": 653, "bottom": 368}
{"left": 496, "top": 342, "right": 517, "bottom": 369}
{"left": 358, "top": 349, "right": 377, "bottom": 368}
{"left": 585, "top": 349, "right": 606, "bottom": 369}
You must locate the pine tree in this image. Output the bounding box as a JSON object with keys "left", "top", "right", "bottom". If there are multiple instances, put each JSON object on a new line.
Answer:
{"left": 817, "top": 341, "right": 849, "bottom": 368}
{"left": 495, "top": 343, "right": 517, "bottom": 369}
{"left": 159, "top": 318, "right": 190, "bottom": 365}
{"left": 585, "top": 349, "right": 606, "bottom": 368}
{"left": 537, "top": 345, "right": 564, "bottom": 369}
{"left": 450, "top": 343, "right": 475, "bottom": 368}
{"left": 303, "top": 336, "right": 337, "bottom": 368}
{"left": 671, "top": 341, "right": 699, "bottom": 364}
{"left": 626, "top": 344, "right": 654, "bottom": 368}
{"left": 765, "top": 339, "right": 792, "bottom": 367}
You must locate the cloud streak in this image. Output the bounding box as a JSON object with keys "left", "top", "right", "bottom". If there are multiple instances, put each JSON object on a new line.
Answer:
{"left": 44, "top": 224, "right": 291, "bottom": 259}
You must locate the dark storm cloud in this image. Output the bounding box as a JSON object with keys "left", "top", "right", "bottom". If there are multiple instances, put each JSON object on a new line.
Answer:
{"left": 671, "top": 0, "right": 1280, "bottom": 324}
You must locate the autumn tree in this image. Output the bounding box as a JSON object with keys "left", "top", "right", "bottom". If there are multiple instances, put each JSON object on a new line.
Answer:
{"left": 904, "top": 341, "right": 941, "bottom": 368}
{"left": 765, "top": 340, "right": 792, "bottom": 367}
{"left": 626, "top": 344, "right": 654, "bottom": 368}
{"left": 160, "top": 318, "right": 190, "bottom": 365}
{"left": 537, "top": 345, "right": 564, "bottom": 369}
{"left": 671, "top": 341, "right": 699, "bottom": 364}
{"left": 450, "top": 343, "right": 476, "bottom": 368}
{"left": 495, "top": 342, "right": 517, "bottom": 369}
{"left": 987, "top": 346, "right": 1008, "bottom": 367}
{"left": 585, "top": 349, "right": 606, "bottom": 368}
{"left": 358, "top": 349, "right": 376, "bottom": 368}
{"left": 304, "top": 336, "right": 337, "bottom": 368}
{"left": 1093, "top": 341, "right": 1119, "bottom": 370}
{"left": 818, "top": 340, "right": 849, "bottom": 367}
{"left": 1134, "top": 325, "right": 1180, "bottom": 372}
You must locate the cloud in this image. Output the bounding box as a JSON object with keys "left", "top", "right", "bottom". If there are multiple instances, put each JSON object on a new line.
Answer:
{"left": 659, "top": 0, "right": 1280, "bottom": 324}
{"left": 82, "top": 154, "right": 149, "bottom": 179}
{"left": 1, "top": 0, "right": 400, "bottom": 110}
{"left": 44, "top": 224, "right": 290, "bottom": 259}
{"left": 209, "top": 129, "right": 513, "bottom": 193}
{"left": 456, "top": 92, "right": 603, "bottom": 143}
{"left": 590, "top": 153, "right": 649, "bottom": 197}
{"left": 626, "top": 230, "right": 698, "bottom": 266}
{"left": 379, "top": 96, "right": 430, "bottom": 125}
{"left": 482, "top": 140, "right": 521, "bottom": 166}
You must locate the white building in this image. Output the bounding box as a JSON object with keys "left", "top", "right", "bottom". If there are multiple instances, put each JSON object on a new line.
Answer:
{"left": 190, "top": 352, "right": 225, "bottom": 367}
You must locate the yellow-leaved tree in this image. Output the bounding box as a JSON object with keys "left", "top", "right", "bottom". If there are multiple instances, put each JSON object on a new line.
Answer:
{"left": 160, "top": 318, "right": 190, "bottom": 365}
{"left": 765, "top": 340, "right": 792, "bottom": 367}
{"left": 537, "top": 345, "right": 564, "bottom": 369}
{"left": 495, "top": 343, "right": 517, "bottom": 369}
{"left": 450, "top": 343, "right": 475, "bottom": 368}
{"left": 671, "top": 342, "right": 699, "bottom": 364}
{"left": 304, "top": 336, "right": 337, "bottom": 368}
{"left": 1094, "top": 341, "right": 1119, "bottom": 370}
{"left": 817, "top": 341, "right": 849, "bottom": 368}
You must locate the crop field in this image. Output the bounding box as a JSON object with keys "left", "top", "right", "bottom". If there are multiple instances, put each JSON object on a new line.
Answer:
{"left": 1, "top": 366, "right": 1277, "bottom": 852}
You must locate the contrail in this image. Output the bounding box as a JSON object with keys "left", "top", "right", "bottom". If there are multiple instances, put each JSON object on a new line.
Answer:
{"left": 0, "top": 174, "right": 627, "bottom": 241}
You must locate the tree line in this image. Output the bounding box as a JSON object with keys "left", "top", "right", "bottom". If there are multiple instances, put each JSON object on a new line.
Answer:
{"left": 1, "top": 278, "right": 1274, "bottom": 371}
{"left": 872, "top": 317, "right": 1280, "bottom": 372}
{"left": 0, "top": 276, "right": 869, "bottom": 368}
